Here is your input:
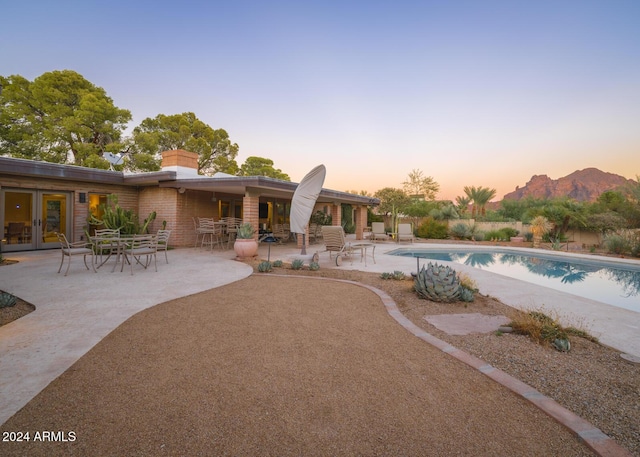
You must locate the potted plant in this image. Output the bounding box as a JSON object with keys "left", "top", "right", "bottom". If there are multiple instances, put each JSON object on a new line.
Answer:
{"left": 233, "top": 222, "right": 258, "bottom": 258}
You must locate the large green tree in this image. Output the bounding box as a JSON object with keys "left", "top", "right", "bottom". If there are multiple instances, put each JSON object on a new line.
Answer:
{"left": 0, "top": 70, "right": 131, "bottom": 168}
{"left": 131, "top": 112, "right": 239, "bottom": 175}
{"left": 238, "top": 156, "right": 290, "bottom": 180}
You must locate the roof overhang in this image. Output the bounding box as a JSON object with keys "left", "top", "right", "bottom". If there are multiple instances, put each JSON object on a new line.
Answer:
{"left": 0, "top": 156, "right": 379, "bottom": 206}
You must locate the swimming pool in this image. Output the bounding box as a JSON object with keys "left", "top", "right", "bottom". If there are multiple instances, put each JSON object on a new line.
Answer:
{"left": 388, "top": 248, "right": 640, "bottom": 313}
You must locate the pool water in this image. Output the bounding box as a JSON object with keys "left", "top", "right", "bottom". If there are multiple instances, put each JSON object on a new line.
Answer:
{"left": 389, "top": 248, "right": 640, "bottom": 313}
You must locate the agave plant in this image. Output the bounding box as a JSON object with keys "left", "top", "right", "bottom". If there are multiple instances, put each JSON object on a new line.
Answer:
{"left": 257, "top": 261, "right": 272, "bottom": 272}
{"left": 0, "top": 292, "right": 17, "bottom": 308}
{"left": 414, "top": 262, "right": 462, "bottom": 302}
{"left": 308, "top": 262, "right": 320, "bottom": 271}
{"left": 236, "top": 223, "right": 255, "bottom": 239}
{"left": 291, "top": 259, "right": 304, "bottom": 270}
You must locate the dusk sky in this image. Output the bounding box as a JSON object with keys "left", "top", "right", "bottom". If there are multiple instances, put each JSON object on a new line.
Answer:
{"left": 2, "top": 0, "right": 639, "bottom": 201}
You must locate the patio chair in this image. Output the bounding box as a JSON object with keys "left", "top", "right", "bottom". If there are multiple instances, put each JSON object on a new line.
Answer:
{"left": 56, "top": 232, "right": 96, "bottom": 276}
{"left": 157, "top": 229, "right": 171, "bottom": 263}
{"left": 273, "top": 223, "right": 291, "bottom": 243}
{"left": 397, "top": 223, "right": 415, "bottom": 243}
{"left": 309, "top": 223, "right": 322, "bottom": 244}
{"left": 370, "top": 222, "right": 387, "bottom": 243}
{"left": 93, "top": 228, "right": 120, "bottom": 266}
{"left": 123, "top": 234, "right": 158, "bottom": 275}
{"left": 321, "top": 225, "right": 357, "bottom": 266}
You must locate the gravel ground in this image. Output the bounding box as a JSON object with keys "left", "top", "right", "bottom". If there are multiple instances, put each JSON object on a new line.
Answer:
{"left": 277, "top": 267, "right": 640, "bottom": 455}
{"left": 0, "top": 273, "right": 602, "bottom": 456}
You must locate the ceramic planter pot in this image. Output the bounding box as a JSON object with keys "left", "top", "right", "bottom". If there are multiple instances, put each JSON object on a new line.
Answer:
{"left": 234, "top": 238, "right": 258, "bottom": 258}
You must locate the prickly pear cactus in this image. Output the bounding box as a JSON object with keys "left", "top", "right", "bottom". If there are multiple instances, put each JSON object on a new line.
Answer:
{"left": 414, "top": 262, "right": 461, "bottom": 302}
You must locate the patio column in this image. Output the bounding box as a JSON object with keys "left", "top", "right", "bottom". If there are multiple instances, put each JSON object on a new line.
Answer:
{"left": 243, "top": 189, "right": 260, "bottom": 240}
{"left": 330, "top": 202, "right": 341, "bottom": 228}
{"left": 354, "top": 205, "right": 368, "bottom": 240}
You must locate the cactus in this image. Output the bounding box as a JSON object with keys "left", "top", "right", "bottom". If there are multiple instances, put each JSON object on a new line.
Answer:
{"left": 291, "top": 259, "right": 304, "bottom": 270}
{"left": 257, "top": 261, "right": 272, "bottom": 272}
{"left": 236, "top": 223, "right": 255, "bottom": 239}
{"left": 552, "top": 338, "right": 571, "bottom": 352}
{"left": 414, "top": 262, "right": 462, "bottom": 302}
{"left": 380, "top": 272, "right": 393, "bottom": 280}
{"left": 0, "top": 292, "right": 17, "bottom": 309}
{"left": 459, "top": 287, "right": 475, "bottom": 302}
{"left": 392, "top": 270, "right": 406, "bottom": 280}
{"left": 309, "top": 261, "right": 320, "bottom": 271}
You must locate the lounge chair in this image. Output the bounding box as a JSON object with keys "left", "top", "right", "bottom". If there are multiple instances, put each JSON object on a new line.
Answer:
{"left": 397, "top": 223, "right": 415, "bottom": 243}
{"left": 370, "top": 222, "right": 387, "bottom": 243}
{"left": 56, "top": 232, "right": 96, "bottom": 276}
{"left": 321, "top": 225, "right": 357, "bottom": 266}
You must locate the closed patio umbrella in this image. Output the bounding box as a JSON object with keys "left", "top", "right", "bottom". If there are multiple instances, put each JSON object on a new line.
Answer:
{"left": 290, "top": 165, "right": 326, "bottom": 255}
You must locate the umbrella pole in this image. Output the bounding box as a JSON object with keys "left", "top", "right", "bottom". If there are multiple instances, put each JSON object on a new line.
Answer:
{"left": 300, "top": 234, "right": 307, "bottom": 255}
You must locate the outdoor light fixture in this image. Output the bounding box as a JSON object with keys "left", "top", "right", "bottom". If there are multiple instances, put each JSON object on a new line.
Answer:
{"left": 263, "top": 235, "right": 277, "bottom": 261}
{"left": 211, "top": 192, "right": 217, "bottom": 202}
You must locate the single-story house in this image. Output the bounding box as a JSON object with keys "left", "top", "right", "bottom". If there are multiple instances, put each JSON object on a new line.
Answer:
{"left": 0, "top": 150, "right": 379, "bottom": 253}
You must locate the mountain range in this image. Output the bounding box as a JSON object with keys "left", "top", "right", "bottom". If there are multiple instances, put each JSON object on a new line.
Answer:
{"left": 502, "top": 168, "right": 634, "bottom": 202}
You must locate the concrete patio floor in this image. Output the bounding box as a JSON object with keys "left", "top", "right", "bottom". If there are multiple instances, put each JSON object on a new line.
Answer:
{"left": 1, "top": 237, "right": 639, "bottom": 427}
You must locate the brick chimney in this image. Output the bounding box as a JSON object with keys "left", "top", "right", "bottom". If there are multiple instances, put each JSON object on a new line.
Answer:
{"left": 161, "top": 150, "right": 199, "bottom": 177}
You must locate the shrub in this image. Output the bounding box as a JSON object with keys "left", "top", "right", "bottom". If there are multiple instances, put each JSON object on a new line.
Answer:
{"left": 449, "top": 223, "right": 472, "bottom": 240}
{"left": 308, "top": 262, "right": 320, "bottom": 271}
{"left": 291, "top": 259, "right": 304, "bottom": 270}
{"left": 473, "top": 231, "right": 485, "bottom": 241}
{"left": 416, "top": 218, "right": 448, "bottom": 239}
{"left": 257, "top": 261, "right": 272, "bottom": 272}
{"left": 272, "top": 259, "right": 283, "bottom": 267}
{"left": 484, "top": 230, "right": 504, "bottom": 241}
{"left": 506, "top": 309, "right": 596, "bottom": 351}
{"left": 604, "top": 233, "right": 631, "bottom": 255}
{"left": 499, "top": 227, "right": 519, "bottom": 239}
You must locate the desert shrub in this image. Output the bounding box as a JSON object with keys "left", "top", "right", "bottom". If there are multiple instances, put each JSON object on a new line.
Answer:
{"left": 308, "top": 262, "right": 320, "bottom": 271}
{"left": 416, "top": 218, "right": 448, "bottom": 239}
{"left": 506, "top": 309, "right": 595, "bottom": 351}
{"left": 272, "top": 260, "right": 283, "bottom": 267}
{"left": 291, "top": 259, "right": 304, "bottom": 270}
{"left": 473, "top": 231, "right": 485, "bottom": 241}
{"left": 257, "top": 261, "right": 272, "bottom": 272}
{"left": 604, "top": 233, "right": 631, "bottom": 255}
{"left": 499, "top": 227, "right": 519, "bottom": 238}
{"left": 449, "top": 223, "right": 472, "bottom": 240}
{"left": 523, "top": 232, "right": 533, "bottom": 242}
{"left": 484, "top": 230, "right": 504, "bottom": 241}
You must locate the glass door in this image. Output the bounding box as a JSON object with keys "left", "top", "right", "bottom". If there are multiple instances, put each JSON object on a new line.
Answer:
{"left": 2, "top": 190, "right": 35, "bottom": 252}
{"left": 1, "top": 189, "right": 72, "bottom": 252}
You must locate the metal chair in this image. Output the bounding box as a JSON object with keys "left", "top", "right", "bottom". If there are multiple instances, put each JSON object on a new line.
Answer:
{"left": 56, "top": 232, "right": 96, "bottom": 276}
{"left": 156, "top": 229, "right": 171, "bottom": 263}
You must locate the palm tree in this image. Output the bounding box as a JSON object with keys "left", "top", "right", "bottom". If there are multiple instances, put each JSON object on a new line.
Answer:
{"left": 463, "top": 186, "right": 496, "bottom": 218}
{"left": 455, "top": 195, "right": 471, "bottom": 216}
{"left": 463, "top": 186, "right": 479, "bottom": 218}
{"left": 475, "top": 187, "right": 497, "bottom": 217}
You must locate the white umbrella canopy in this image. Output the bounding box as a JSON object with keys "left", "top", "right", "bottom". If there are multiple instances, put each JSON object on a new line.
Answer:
{"left": 290, "top": 165, "right": 326, "bottom": 254}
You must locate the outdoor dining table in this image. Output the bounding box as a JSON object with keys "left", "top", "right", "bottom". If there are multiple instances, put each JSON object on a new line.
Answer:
{"left": 90, "top": 235, "right": 136, "bottom": 272}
